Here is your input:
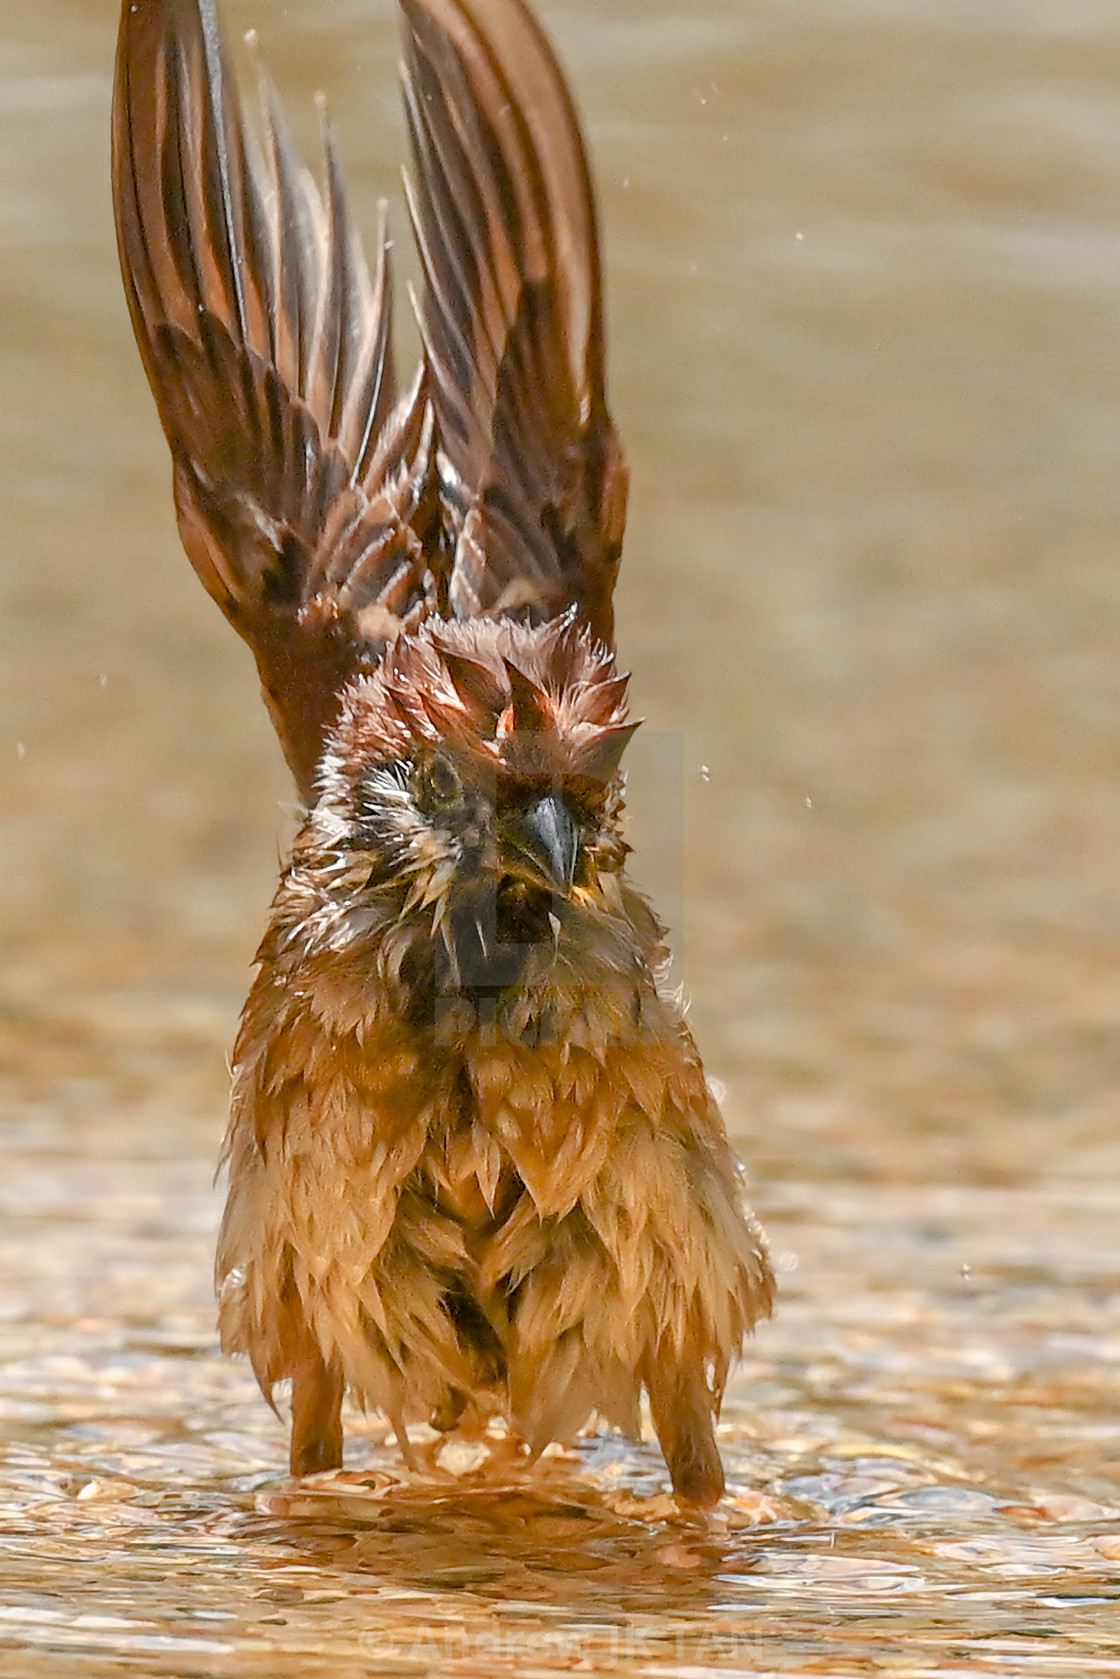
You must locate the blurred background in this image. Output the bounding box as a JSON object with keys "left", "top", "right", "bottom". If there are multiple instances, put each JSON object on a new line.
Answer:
{"left": 2, "top": 0, "right": 1120, "bottom": 1670}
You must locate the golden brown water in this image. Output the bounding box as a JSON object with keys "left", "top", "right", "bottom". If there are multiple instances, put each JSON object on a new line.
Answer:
{"left": 3, "top": 0, "right": 1120, "bottom": 1672}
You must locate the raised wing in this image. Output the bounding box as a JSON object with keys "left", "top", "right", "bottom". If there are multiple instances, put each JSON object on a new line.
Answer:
{"left": 112, "top": 0, "right": 438, "bottom": 800}
{"left": 400, "top": 0, "right": 629, "bottom": 647}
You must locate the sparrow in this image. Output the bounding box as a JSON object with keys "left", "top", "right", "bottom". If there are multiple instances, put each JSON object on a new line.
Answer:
{"left": 111, "top": 0, "right": 774, "bottom": 1506}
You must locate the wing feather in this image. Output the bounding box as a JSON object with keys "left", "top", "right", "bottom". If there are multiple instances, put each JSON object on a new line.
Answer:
{"left": 400, "top": 0, "right": 628, "bottom": 645}
{"left": 112, "top": 0, "right": 631, "bottom": 799}
{"left": 112, "top": 0, "right": 439, "bottom": 799}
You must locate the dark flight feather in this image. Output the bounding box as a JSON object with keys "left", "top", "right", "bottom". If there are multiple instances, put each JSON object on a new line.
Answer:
{"left": 113, "top": 0, "right": 630, "bottom": 801}
{"left": 401, "top": 0, "right": 628, "bottom": 643}
{"left": 112, "top": 0, "right": 437, "bottom": 799}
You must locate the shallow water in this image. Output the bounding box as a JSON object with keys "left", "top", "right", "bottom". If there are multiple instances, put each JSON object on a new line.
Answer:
{"left": 3, "top": 0, "right": 1120, "bottom": 1673}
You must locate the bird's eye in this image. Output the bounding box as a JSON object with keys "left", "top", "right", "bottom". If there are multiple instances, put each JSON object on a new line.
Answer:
{"left": 415, "top": 757, "right": 462, "bottom": 813}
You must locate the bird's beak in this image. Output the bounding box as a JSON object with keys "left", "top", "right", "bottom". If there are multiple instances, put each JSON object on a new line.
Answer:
{"left": 501, "top": 792, "right": 581, "bottom": 895}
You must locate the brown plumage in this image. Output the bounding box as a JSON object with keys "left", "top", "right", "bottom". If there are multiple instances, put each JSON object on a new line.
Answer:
{"left": 112, "top": 0, "right": 774, "bottom": 1505}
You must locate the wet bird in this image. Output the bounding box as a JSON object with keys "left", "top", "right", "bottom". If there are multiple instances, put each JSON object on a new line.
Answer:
{"left": 111, "top": 0, "right": 773, "bottom": 1505}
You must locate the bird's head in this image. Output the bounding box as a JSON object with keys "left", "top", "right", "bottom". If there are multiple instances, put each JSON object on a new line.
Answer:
{"left": 307, "top": 615, "right": 638, "bottom": 984}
